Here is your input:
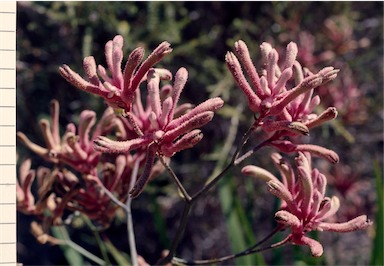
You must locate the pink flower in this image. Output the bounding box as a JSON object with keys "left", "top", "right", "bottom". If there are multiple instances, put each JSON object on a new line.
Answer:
{"left": 242, "top": 152, "right": 372, "bottom": 257}
{"left": 94, "top": 67, "right": 224, "bottom": 197}
{"left": 226, "top": 40, "right": 340, "bottom": 160}
{"left": 16, "top": 158, "right": 37, "bottom": 214}
{"left": 226, "top": 40, "right": 338, "bottom": 119}
{"left": 59, "top": 35, "right": 172, "bottom": 112}
{"left": 17, "top": 100, "right": 123, "bottom": 175}
{"left": 226, "top": 40, "right": 339, "bottom": 134}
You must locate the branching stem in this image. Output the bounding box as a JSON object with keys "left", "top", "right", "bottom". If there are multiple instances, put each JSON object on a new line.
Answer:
{"left": 157, "top": 119, "right": 271, "bottom": 264}
{"left": 99, "top": 159, "right": 140, "bottom": 266}
{"left": 159, "top": 155, "right": 192, "bottom": 202}
{"left": 172, "top": 227, "right": 289, "bottom": 265}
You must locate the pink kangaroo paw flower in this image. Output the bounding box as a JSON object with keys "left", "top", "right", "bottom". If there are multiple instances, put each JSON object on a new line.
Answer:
{"left": 93, "top": 135, "right": 151, "bottom": 153}
{"left": 275, "top": 210, "right": 301, "bottom": 230}
{"left": 225, "top": 51, "right": 260, "bottom": 112}
{"left": 316, "top": 215, "right": 373, "bottom": 232}
{"left": 234, "top": 40, "right": 263, "bottom": 96}
{"left": 163, "top": 111, "right": 214, "bottom": 142}
{"left": 298, "top": 236, "right": 324, "bottom": 257}
{"left": 306, "top": 107, "right": 338, "bottom": 129}
{"left": 242, "top": 165, "right": 280, "bottom": 183}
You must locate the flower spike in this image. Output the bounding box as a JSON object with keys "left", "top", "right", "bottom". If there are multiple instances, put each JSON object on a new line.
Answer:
{"left": 243, "top": 152, "right": 372, "bottom": 257}
{"left": 59, "top": 36, "right": 172, "bottom": 112}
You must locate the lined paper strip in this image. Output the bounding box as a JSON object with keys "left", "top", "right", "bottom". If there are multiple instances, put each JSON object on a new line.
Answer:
{"left": 0, "top": 2, "right": 17, "bottom": 266}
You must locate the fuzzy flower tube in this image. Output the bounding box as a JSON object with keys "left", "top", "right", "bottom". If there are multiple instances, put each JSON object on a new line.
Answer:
{"left": 17, "top": 100, "right": 125, "bottom": 175}
{"left": 94, "top": 67, "right": 224, "bottom": 197}
{"left": 58, "top": 35, "right": 224, "bottom": 198}
{"left": 226, "top": 40, "right": 340, "bottom": 163}
{"left": 242, "top": 152, "right": 372, "bottom": 257}
{"left": 59, "top": 35, "right": 172, "bottom": 112}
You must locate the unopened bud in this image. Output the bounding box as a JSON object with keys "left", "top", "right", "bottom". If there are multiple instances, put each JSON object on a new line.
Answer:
{"left": 241, "top": 165, "right": 279, "bottom": 182}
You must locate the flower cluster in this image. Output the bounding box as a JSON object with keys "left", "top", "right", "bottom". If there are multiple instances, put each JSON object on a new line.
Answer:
{"left": 226, "top": 40, "right": 341, "bottom": 162}
{"left": 94, "top": 67, "right": 224, "bottom": 197}
{"left": 17, "top": 100, "right": 124, "bottom": 175}
{"left": 58, "top": 35, "right": 224, "bottom": 198}
{"left": 59, "top": 35, "right": 172, "bottom": 112}
{"left": 18, "top": 35, "right": 224, "bottom": 228}
{"left": 17, "top": 31, "right": 373, "bottom": 264}
{"left": 242, "top": 152, "right": 372, "bottom": 257}
{"left": 16, "top": 100, "right": 151, "bottom": 227}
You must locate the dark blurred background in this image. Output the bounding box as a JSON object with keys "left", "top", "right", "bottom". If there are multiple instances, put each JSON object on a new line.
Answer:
{"left": 16, "top": 2, "right": 383, "bottom": 265}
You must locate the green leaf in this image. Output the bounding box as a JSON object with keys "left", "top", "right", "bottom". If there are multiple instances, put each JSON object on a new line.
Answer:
{"left": 151, "top": 194, "right": 171, "bottom": 248}
{"left": 51, "top": 226, "right": 85, "bottom": 266}
{"left": 104, "top": 237, "right": 132, "bottom": 266}
{"left": 219, "top": 176, "right": 264, "bottom": 265}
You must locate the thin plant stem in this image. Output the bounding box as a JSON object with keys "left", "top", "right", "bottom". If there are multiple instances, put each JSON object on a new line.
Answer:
{"left": 82, "top": 215, "right": 111, "bottom": 265}
{"left": 99, "top": 181, "right": 127, "bottom": 211}
{"left": 172, "top": 232, "right": 290, "bottom": 265}
{"left": 159, "top": 155, "right": 192, "bottom": 202}
{"left": 98, "top": 159, "right": 140, "bottom": 266}
{"left": 204, "top": 105, "right": 242, "bottom": 184}
{"left": 56, "top": 226, "right": 106, "bottom": 265}
{"left": 157, "top": 120, "right": 262, "bottom": 265}
{"left": 157, "top": 118, "right": 273, "bottom": 265}
{"left": 241, "top": 224, "right": 284, "bottom": 253}
{"left": 233, "top": 137, "right": 272, "bottom": 166}
{"left": 63, "top": 240, "right": 106, "bottom": 265}
{"left": 156, "top": 203, "right": 192, "bottom": 265}
{"left": 191, "top": 122, "right": 257, "bottom": 201}
{"left": 127, "top": 159, "right": 140, "bottom": 266}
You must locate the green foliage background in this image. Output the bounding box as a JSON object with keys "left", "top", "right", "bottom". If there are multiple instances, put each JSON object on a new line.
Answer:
{"left": 17, "top": 2, "right": 382, "bottom": 265}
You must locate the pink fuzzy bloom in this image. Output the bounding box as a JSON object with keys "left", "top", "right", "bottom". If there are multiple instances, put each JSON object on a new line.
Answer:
{"left": 94, "top": 67, "right": 224, "bottom": 197}
{"left": 242, "top": 152, "right": 372, "bottom": 257}
{"left": 226, "top": 40, "right": 339, "bottom": 147}
{"left": 59, "top": 35, "right": 172, "bottom": 112}
{"left": 16, "top": 159, "right": 36, "bottom": 214}
{"left": 17, "top": 100, "right": 123, "bottom": 175}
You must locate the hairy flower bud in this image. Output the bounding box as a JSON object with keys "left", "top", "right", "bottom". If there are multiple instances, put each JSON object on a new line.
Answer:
{"left": 242, "top": 165, "right": 279, "bottom": 182}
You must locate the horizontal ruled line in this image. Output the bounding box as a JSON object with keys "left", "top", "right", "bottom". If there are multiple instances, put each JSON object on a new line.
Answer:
{"left": 0, "top": 203, "right": 15, "bottom": 206}
{"left": 0, "top": 125, "right": 16, "bottom": 127}
{"left": 0, "top": 183, "right": 16, "bottom": 186}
